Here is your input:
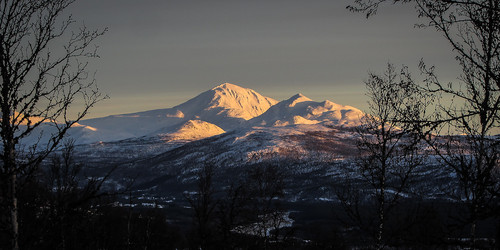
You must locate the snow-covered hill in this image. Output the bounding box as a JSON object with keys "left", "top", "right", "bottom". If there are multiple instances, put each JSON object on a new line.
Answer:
{"left": 52, "top": 83, "right": 456, "bottom": 206}
{"left": 250, "top": 93, "right": 363, "bottom": 127}
{"left": 21, "top": 83, "right": 365, "bottom": 145}
{"left": 173, "top": 83, "right": 278, "bottom": 122}
{"left": 69, "top": 123, "right": 452, "bottom": 205}
{"left": 69, "top": 83, "right": 277, "bottom": 144}
{"left": 158, "top": 120, "right": 225, "bottom": 142}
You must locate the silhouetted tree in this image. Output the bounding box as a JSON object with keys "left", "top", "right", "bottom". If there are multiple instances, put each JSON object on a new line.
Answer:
{"left": 46, "top": 140, "right": 116, "bottom": 249}
{"left": 242, "top": 163, "right": 291, "bottom": 250}
{"left": 185, "top": 164, "right": 218, "bottom": 249}
{"left": 186, "top": 162, "right": 292, "bottom": 249}
{"left": 0, "top": 1, "right": 105, "bottom": 249}
{"left": 338, "top": 64, "right": 427, "bottom": 249}
{"left": 17, "top": 140, "right": 116, "bottom": 249}
{"left": 215, "top": 181, "right": 250, "bottom": 249}
{"left": 348, "top": 0, "right": 500, "bottom": 247}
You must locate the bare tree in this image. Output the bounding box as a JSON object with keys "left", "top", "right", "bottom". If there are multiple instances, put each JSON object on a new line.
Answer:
{"left": 0, "top": 1, "right": 105, "bottom": 249}
{"left": 215, "top": 181, "right": 249, "bottom": 249}
{"left": 243, "top": 163, "right": 290, "bottom": 250}
{"left": 338, "top": 64, "right": 427, "bottom": 249}
{"left": 185, "top": 164, "right": 218, "bottom": 249}
{"left": 348, "top": 0, "right": 500, "bottom": 247}
{"left": 45, "top": 140, "right": 115, "bottom": 250}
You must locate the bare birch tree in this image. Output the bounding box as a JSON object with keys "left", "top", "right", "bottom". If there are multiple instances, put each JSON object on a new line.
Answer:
{"left": 338, "top": 64, "right": 427, "bottom": 249}
{"left": 0, "top": 1, "right": 105, "bottom": 249}
{"left": 185, "top": 164, "right": 218, "bottom": 249}
{"left": 348, "top": 0, "right": 500, "bottom": 247}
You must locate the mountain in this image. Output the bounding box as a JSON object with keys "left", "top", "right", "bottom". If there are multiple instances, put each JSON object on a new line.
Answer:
{"left": 250, "top": 93, "right": 363, "bottom": 127}
{"left": 21, "top": 83, "right": 365, "bottom": 146}
{"left": 59, "top": 83, "right": 456, "bottom": 238}
{"left": 73, "top": 83, "right": 278, "bottom": 144}
{"left": 70, "top": 122, "right": 450, "bottom": 207}
{"left": 173, "top": 83, "right": 278, "bottom": 122}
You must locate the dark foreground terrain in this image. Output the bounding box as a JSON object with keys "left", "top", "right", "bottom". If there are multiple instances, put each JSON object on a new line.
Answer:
{"left": 12, "top": 128, "right": 500, "bottom": 249}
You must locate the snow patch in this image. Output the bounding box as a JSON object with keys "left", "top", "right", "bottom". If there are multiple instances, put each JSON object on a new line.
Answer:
{"left": 161, "top": 120, "right": 225, "bottom": 141}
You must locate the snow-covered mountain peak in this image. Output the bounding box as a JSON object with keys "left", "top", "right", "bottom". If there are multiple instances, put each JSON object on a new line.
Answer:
{"left": 71, "top": 122, "right": 98, "bottom": 132}
{"left": 290, "top": 93, "right": 308, "bottom": 99}
{"left": 211, "top": 82, "right": 243, "bottom": 91}
{"left": 250, "top": 93, "right": 364, "bottom": 128}
{"left": 202, "top": 83, "right": 278, "bottom": 120}
{"left": 285, "top": 93, "right": 313, "bottom": 107}
{"left": 29, "top": 83, "right": 364, "bottom": 145}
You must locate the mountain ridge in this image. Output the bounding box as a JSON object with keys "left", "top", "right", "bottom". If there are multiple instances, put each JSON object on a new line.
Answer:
{"left": 22, "top": 83, "right": 364, "bottom": 145}
{"left": 250, "top": 93, "right": 363, "bottom": 127}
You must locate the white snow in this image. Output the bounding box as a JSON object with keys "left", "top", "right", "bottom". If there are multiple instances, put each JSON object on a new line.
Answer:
{"left": 250, "top": 93, "right": 364, "bottom": 127}
{"left": 160, "top": 120, "right": 225, "bottom": 141}
{"left": 19, "top": 83, "right": 365, "bottom": 146}
{"left": 203, "top": 83, "right": 278, "bottom": 120}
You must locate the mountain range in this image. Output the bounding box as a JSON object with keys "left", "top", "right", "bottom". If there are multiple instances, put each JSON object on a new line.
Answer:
{"left": 32, "top": 83, "right": 452, "bottom": 224}
{"left": 27, "top": 83, "right": 454, "bottom": 206}
{"left": 55, "top": 83, "right": 364, "bottom": 145}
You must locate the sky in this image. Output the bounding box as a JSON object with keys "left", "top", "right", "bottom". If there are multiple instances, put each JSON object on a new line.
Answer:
{"left": 66, "top": 0, "right": 460, "bottom": 119}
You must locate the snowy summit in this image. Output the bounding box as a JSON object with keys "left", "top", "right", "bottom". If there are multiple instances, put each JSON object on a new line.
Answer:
{"left": 21, "top": 83, "right": 364, "bottom": 145}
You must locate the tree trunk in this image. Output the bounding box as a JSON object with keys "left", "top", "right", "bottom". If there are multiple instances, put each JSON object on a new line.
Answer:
{"left": 377, "top": 187, "right": 385, "bottom": 250}
{"left": 471, "top": 220, "right": 476, "bottom": 250}
{"left": 471, "top": 203, "right": 478, "bottom": 250}
{"left": 9, "top": 173, "right": 18, "bottom": 250}
{"left": 3, "top": 138, "right": 19, "bottom": 250}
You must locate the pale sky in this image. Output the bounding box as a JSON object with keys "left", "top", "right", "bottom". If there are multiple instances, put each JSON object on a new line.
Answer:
{"left": 67, "top": 0, "right": 460, "bottom": 119}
